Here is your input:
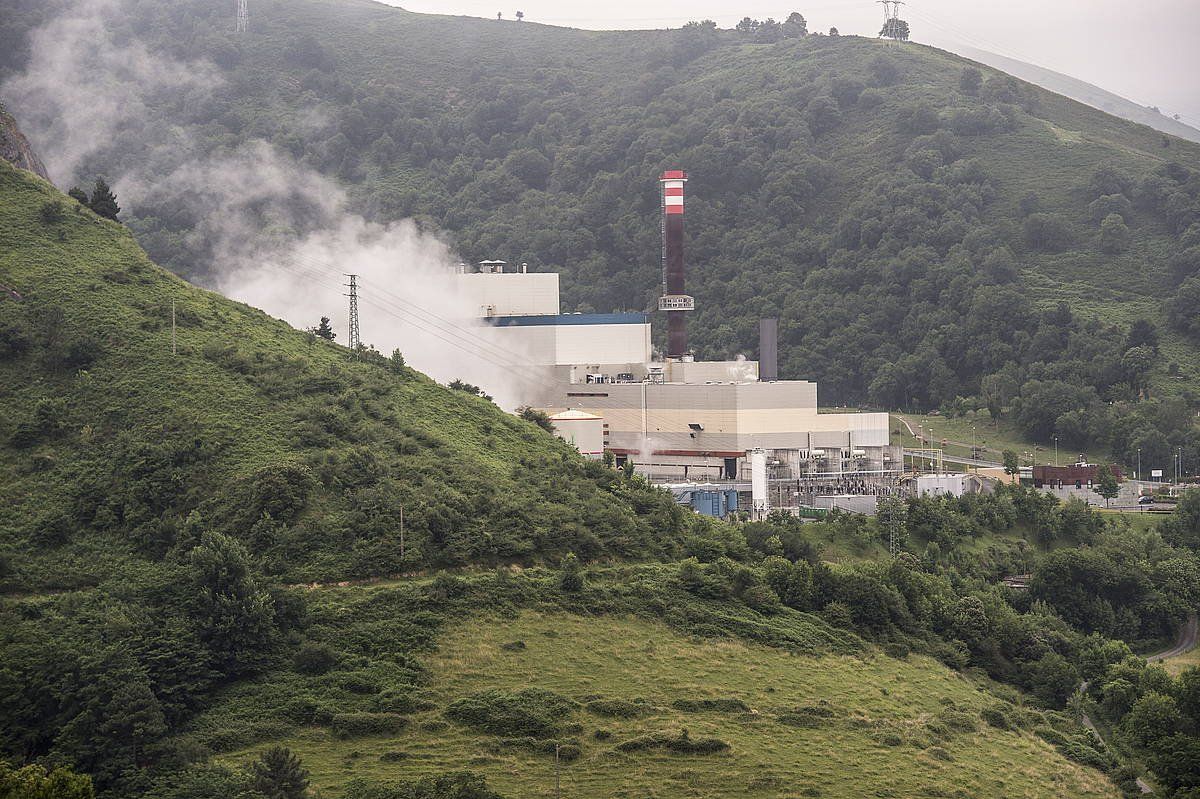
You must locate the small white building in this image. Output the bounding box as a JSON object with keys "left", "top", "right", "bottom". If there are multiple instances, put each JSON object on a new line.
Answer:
{"left": 548, "top": 409, "right": 605, "bottom": 459}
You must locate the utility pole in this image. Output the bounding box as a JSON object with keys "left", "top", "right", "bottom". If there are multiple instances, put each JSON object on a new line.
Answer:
{"left": 345, "top": 274, "right": 361, "bottom": 358}
{"left": 171, "top": 300, "right": 177, "bottom": 356}
{"left": 399, "top": 503, "right": 405, "bottom": 562}
{"left": 236, "top": 0, "right": 249, "bottom": 33}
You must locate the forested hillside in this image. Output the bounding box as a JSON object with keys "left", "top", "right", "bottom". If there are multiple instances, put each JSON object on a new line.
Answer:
{"left": 2, "top": 0, "right": 1199, "bottom": 471}
{"left": 0, "top": 159, "right": 690, "bottom": 593}
{"left": 4, "top": 155, "right": 1200, "bottom": 799}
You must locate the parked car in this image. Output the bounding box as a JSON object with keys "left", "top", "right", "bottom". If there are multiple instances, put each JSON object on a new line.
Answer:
{"left": 1138, "top": 495, "right": 1155, "bottom": 505}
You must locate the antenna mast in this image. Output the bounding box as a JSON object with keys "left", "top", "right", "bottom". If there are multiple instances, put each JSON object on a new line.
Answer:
{"left": 345, "top": 274, "right": 361, "bottom": 358}
{"left": 236, "top": 0, "right": 249, "bottom": 33}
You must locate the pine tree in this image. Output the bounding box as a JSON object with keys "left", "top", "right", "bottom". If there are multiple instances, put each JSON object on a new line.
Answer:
{"left": 309, "top": 316, "right": 335, "bottom": 341}
{"left": 251, "top": 746, "right": 309, "bottom": 799}
{"left": 88, "top": 178, "right": 121, "bottom": 220}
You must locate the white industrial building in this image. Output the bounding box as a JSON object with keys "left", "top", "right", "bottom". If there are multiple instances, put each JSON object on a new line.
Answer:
{"left": 454, "top": 172, "right": 902, "bottom": 514}
{"left": 456, "top": 265, "right": 900, "bottom": 488}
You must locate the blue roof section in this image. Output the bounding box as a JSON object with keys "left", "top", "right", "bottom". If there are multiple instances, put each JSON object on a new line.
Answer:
{"left": 487, "top": 313, "right": 649, "bottom": 327}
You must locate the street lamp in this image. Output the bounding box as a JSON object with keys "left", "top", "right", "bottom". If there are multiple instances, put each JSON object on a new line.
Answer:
{"left": 1053, "top": 435, "right": 1059, "bottom": 467}
{"left": 1137, "top": 448, "right": 1141, "bottom": 482}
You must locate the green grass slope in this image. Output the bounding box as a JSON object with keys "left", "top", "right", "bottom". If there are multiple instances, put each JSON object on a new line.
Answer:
{"left": 0, "top": 159, "right": 691, "bottom": 593}
{"left": 221, "top": 604, "right": 1117, "bottom": 799}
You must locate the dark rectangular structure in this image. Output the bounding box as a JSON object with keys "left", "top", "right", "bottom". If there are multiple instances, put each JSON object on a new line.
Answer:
{"left": 759, "top": 318, "right": 779, "bottom": 381}
{"left": 1032, "top": 464, "right": 1123, "bottom": 488}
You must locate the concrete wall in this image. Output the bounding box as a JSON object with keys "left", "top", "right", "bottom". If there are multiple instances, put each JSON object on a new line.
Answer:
{"left": 458, "top": 273, "right": 560, "bottom": 317}
{"left": 485, "top": 319, "right": 651, "bottom": 366}
{"left": 551, "top": 417, "right": 605, "bottom": 457}
{"left": 556, "top": 322, "right": 651, "bottom": 365}
{"left": 537, "top": 380, "right": 889, "bottom": 465}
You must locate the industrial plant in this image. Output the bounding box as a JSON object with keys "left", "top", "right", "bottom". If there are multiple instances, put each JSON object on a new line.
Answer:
{"left": 460, "top": 171, "right": 907, "bottom": 517}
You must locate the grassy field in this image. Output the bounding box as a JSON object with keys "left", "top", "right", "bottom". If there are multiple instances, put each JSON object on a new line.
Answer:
{"left": 1162, "top": 647, "right": 1200, "bottom": 677}
{"left": 892, "top": 412, "right": 1043, "bottom": 465}
{"left": 226, "top": 611, "right": 1118, "bottom": 798}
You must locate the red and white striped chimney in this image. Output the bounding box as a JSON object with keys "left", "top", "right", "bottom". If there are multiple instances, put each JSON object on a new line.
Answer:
{"left": 659, "top": 170, "right": 693, "bottom": 359}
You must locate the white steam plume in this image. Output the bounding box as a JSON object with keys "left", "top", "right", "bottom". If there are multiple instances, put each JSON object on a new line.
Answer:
{"left": 2, "top": 0, "right": 540, "bottom": 408}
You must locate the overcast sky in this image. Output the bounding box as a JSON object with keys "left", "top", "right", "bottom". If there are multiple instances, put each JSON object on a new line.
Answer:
{"left": 379, "top": 0, "right": 1200, "bottom": 127}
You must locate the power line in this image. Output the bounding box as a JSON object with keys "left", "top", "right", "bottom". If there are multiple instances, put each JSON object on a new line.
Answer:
{"left": 250, "top": 253, "right": 553, "bottom": 387}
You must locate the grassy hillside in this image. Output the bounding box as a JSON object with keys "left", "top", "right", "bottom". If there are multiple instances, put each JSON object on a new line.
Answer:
{"left": 0, "top": 158, "right": 692, "bottom": 593}
{"left": 222, "top": 608, "right": 1118, "bottom": 799}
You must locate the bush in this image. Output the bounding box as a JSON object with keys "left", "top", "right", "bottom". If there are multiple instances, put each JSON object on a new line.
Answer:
{"left": 670, "top": 698, "right": 749, "bottom": 713}
{"left": 330, "top": 713, "right": 409, "bottom": 738}
{"left": 614, "top": 729, "right": 729, "bottom": 754}
{"left": 445, "top": 689, "right": 577, "bottom": 737}
{"left": 936, "top": 708, "right": 978, "bottom": 734}
{"left": 293, "top": 642, "right": 338, "bottom": 675}
{"left": 585, "top": 699, "right": 655, "bottom": 718}
{"left": 374, "top": 689, "right": 437, "bottom": 714}
{"left": 980, "top": 706, "right": 1012, "bottom": 730}
{"left": 776, "top": 703, "right": 837, "bottom": 728}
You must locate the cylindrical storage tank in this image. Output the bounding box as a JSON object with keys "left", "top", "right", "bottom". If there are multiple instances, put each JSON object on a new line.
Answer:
{"left": 548, "top": 410, "right": 605, "bottom": 459}
{"left": 751, "top": 448, "right": 769, "bottom": 516}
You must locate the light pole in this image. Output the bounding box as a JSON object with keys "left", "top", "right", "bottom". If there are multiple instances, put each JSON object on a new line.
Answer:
{"left": 1053, "top": 436, "right": 1059, "bottom": 467}
{"left": 1137, "top": 448, "right": 1141, "bottom": 483}
{"left": 972, "top": 426, "right": 977, "bottom": 472}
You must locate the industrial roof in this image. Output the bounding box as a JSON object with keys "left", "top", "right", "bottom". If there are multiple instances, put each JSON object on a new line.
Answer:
{"left": 548, "top": 409, "right": 603, "bottom": 421}
{"left": 487, "top": 313, "right": 648, "bottom": 327}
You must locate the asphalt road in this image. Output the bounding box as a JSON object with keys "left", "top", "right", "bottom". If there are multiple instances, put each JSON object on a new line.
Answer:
{"left": 1079, "top": 613, "right": 1198, "bottom": 794}
{"left": 1147, "top": 613, "right": 1199, "bottom": 663}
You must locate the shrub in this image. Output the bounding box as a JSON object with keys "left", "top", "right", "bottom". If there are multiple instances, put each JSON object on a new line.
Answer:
{"left": 670, "top": 698, "right": 749, "bottom": 713}
{"left": 614, "top": 730, "right": 729, "bottom": 754}
{"left": 936, "top": 709, "right": 978, "bottom": 734}
{"left": 928, "top": 746, "right": 954, "bottom": 762}
{"left": 493, "top": 737, "right": 582, "bottom": 761}
{"left": 499, "top": 640, "right": 526, "bottom": 651}
{"left": 293, "top": 642, "right": 338, "bottom": 675}
{"left": 374, "top": 689, "right": 437, "bottom": 714}
{"left": 445, "top": 689, "right": 577, "bottom": 737}
{"left": 585, "top": 699, "right": 655, "bottom": 718}
{"left": 980, "top": 706, "right": 1012, "bottom": 730}
{"left": 777, "top": 703, "right": 836, "bottom": 728}
{"left": 330, "top": 713, "right": 409, "bottom": 738}
{"left": 379, "top": 751, "right": 408, "bottom": 762}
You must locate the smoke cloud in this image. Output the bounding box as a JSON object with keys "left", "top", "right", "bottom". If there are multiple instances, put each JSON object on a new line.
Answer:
{"left": 2, "top": 0, "right": 540, "bottom": 407}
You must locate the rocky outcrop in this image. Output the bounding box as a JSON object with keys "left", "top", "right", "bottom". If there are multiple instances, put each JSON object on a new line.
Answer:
{"left": 0, "top": 105, "right": 51, "bottom": 182}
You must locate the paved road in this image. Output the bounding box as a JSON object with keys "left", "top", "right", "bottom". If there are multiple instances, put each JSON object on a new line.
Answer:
{"left": 1147, "top": 613, "right": 1199, "bottom": 663}
{"left": 1079, "top": 613, "right": 1198, "bottom": 794}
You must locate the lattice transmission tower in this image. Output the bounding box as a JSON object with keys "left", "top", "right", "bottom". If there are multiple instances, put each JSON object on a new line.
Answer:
{"left": 877, "top": 0, "right": 905, "bottom": 42}
{"left": 345, "top": 274, "right": 361, "bottom": 357}
{"left": 236, "top": 0, "right": 249, "bottom": 33}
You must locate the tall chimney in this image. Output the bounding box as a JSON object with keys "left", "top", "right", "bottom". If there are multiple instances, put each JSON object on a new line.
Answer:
{"left": 759, "top": 318, "right": 779, "bottom": 381}
{"left": 658, "top": 170, "right": 693, "bottom": 359}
